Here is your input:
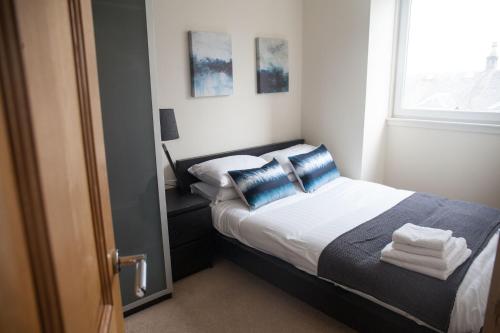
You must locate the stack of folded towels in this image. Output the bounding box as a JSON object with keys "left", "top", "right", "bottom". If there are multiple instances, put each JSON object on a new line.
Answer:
{"left": 381, "top": 223, "right": 472, "bottom": 280}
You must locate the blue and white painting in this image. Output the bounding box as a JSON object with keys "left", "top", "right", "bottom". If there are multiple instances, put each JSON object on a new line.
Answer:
{"left": 256, "top": 38, "right": 289, "bottom": 93}
{"left": 189, "top": 31, "right": 233, "bottom": 97}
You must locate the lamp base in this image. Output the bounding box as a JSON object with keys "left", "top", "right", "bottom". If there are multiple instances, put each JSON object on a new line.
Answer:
{"left": 162, "top": 143, "right": 184, "bottom": 193}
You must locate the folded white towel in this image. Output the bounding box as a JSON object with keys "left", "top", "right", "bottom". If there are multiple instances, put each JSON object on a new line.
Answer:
{"left": 381, "top": 237, "right": 467, "bottom": 270}
{"left": 381, "top": 248, "right": 472, "bottom": 280}
{"left": 392, "top": 237, "right": 457, "bottom": 259}
{"left": 392, "top": 223, "right": 452, "bottom": 250}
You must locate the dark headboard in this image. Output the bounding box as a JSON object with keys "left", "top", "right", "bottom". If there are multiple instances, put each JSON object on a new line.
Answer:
{"left": 176, "top": 139, "right": 305, "bottom": 193}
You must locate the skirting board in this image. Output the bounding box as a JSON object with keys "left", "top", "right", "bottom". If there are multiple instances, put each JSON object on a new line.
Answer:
{"left": 123, "top": 289, "right": 172, "bottom": 316}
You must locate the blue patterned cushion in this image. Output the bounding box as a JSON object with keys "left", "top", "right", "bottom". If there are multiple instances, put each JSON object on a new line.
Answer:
{"left": 288, "top": 144, "right": 340, "bottom": 193}
{"left": 228, "top": 159, "right": 296, "bottom": 210}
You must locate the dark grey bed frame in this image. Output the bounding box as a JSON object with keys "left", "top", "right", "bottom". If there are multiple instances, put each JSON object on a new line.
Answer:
{"left": 175, "top": 139, "right": 434, "bottom": 333}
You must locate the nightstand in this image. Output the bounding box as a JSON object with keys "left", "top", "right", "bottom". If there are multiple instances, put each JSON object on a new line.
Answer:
{"left": 165, "top": 188, "right": 213, "bottom": 281}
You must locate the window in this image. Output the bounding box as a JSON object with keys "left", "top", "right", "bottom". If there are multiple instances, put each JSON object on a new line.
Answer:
{"left": 393, "top": 0, "right": 500, "bottom": 124}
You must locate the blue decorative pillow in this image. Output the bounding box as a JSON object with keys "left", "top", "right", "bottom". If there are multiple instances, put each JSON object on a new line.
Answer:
{"left": 228, "top": 159, "right": 296, "bottom": 210}
{"left": 288, "top": 144, "right": 339, "bottom": 193}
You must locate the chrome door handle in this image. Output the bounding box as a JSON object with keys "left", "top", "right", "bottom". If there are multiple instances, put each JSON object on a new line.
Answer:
{"left": 113, "top": 249, "right": 147, "bottom": 298}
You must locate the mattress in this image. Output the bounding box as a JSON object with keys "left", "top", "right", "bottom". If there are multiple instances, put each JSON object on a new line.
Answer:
{"left": 212, "top": 177, "right": 498, "bottom": 333}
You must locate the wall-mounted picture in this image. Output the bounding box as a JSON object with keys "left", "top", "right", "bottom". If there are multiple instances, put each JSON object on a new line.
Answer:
{"left": 256, "top": 37, "right": 289, "bottom": 94}
{"left": 188, "top": 31, "right": 233, "bottom": 97}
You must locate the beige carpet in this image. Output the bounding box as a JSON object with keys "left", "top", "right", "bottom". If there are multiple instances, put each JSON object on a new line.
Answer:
{"left": 126, "top": 259, "right": 356, "bottom": 333}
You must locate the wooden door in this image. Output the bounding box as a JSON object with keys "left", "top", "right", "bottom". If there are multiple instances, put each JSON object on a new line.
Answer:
{"left": 0, "top": 0, "right": 124, "bottom": 332}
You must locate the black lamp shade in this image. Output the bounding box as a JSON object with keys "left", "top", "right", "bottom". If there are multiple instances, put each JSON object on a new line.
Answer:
{"left": 159, "top": 108, "right": 179, "bottom": 141}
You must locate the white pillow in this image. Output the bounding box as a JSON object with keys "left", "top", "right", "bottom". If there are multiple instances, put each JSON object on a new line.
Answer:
{"left": 190, "top": 182, "right": 239, "bottom": 203}
{"left": 260, "top": 144, "right": 316, "bottom": 175}
{"left": 187, "top": 155, "right": 267, "bottom": 188}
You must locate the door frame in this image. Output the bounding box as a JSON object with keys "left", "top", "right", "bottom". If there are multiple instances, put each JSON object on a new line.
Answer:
{"left": 145, "top": 0, "right": 174, "bottom": 303}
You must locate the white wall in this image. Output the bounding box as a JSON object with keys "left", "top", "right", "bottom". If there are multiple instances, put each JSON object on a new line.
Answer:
{"left": 302, "top": 0, "right": 371, "bottom": 179}
{"left": 151, "top": 0, "right": 303, "bottom": 180}
{"left": 360, "top": 0, "right": 397, "bottom": 183}
{"left": 385, "top": 125, "right": 500, "bottom": 208}
{"left": 152, "top": 0, "right": 500, "bottom": 208}
{"left": 302, "top": 0, "right": 395, "bottom": 182}
{"left": 302, "top": 0, "right": 500, "bottom": 208}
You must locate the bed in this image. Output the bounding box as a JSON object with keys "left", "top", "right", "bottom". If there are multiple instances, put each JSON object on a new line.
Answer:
{"left": 175, "top": 139, "right": 499, "bottom": 333}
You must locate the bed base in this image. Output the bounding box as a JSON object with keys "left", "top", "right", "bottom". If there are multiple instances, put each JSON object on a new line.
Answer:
{"left": 215, "top": 232, "right": 435, "bottom": 333}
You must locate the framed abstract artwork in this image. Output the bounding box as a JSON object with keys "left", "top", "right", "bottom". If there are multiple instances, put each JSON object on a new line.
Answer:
{"left": 256, "top": 37, "right": 289, "bottom": 93}
{"left": 188, "top": 31, "right": 233, "bottom": 97}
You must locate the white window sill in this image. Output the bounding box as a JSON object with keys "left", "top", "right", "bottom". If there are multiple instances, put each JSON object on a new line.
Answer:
{"left": 386, "top": 117, "right": 500, "bottom": 135}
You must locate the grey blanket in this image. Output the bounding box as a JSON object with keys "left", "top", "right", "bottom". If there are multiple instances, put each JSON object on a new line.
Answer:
{"left": 317, "top": 192, "right": 500, "bottom": 332}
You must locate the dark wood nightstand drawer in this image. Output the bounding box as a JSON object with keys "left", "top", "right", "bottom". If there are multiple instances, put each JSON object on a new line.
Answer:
{"left": 165, "top": 189, "right": 212, "bottom": 280}
{"left": 168, "top": 206, "right": 211, "bottom": 248}
{"left": 171, "top": 235, "right": 213, "bottom": 281}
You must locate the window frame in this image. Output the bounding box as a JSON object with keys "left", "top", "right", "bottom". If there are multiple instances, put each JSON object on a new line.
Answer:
{"left": 392, "top": 0, "right": 500, "bottom": 125}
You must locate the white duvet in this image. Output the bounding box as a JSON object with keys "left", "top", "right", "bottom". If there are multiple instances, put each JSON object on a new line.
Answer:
{"left": 212, "top": 177, "right": 498, "bottom": 333}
